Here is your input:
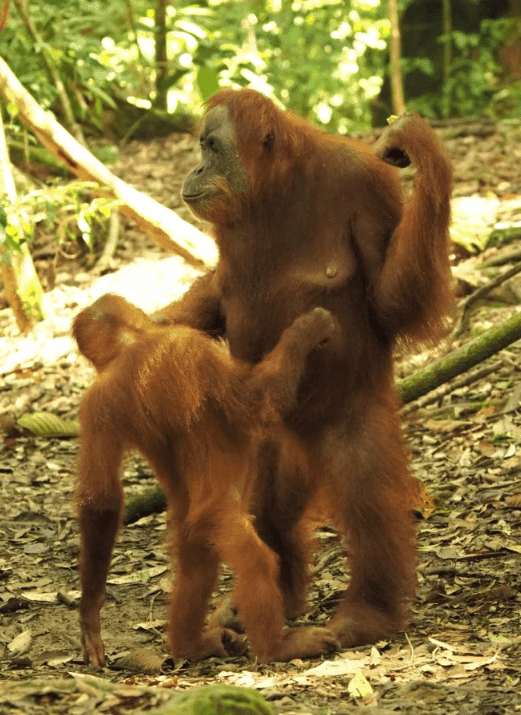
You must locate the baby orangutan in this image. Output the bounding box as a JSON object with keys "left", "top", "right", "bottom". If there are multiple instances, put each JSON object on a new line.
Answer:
{"left": 73, "top": 293, "right": 338, "bottom": 666}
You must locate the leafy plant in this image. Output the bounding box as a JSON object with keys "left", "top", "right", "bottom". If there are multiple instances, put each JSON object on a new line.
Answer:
{"left": 408, "top": 18, "right": 519, "bottom": 119}
{"left": 6, "top": 181, "right": 117, "bottom": 258}
{"left": 2, "top": 0, "right": 518, "bottom": 137}
{"left": 0, "top": 194, "right": 26, "bottom": 267}
{"left": 166, "top": 0, "right": 390, "bottom": 132}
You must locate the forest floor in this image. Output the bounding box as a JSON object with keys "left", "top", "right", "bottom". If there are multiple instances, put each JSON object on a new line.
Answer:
{"left": 1, "top": 119, "right": 521, "bottom": 715}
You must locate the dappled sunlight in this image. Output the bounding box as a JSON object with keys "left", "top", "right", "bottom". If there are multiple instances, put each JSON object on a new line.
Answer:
{"left": 0, "top": 255, "right": 200, "bottom": 376}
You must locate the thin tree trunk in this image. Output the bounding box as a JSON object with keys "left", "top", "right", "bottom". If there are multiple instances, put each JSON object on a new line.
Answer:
{"left": 388, "top": 0, "right": 406, "bottom": 115}
{"left": 123, "top": 0, "right": 147, "bottom": 71}
{"left": 155, "top": 0, "right": 168, "bottom": 110}
{"left": 441, "top": 0, "right": 452, "bottom": 85}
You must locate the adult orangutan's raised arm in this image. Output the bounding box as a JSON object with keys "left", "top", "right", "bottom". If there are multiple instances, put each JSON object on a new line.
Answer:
{"left": 373, "top": 113, "right": 454, "bottom": 343}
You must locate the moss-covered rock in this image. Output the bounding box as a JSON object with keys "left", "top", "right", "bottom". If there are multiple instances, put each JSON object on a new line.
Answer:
{"left": 154, "top": 685, "right": 274, "bottom": 715}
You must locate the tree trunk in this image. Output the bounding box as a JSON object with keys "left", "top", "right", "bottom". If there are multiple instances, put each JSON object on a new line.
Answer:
{"left": 155, "top": 0, "right": 168, "bottom": 110}
{"left": 441, "top": 0, "right": 452, "bottom": 86}
{"left": 388, "top": 0, "right": 406, "bottom": 115}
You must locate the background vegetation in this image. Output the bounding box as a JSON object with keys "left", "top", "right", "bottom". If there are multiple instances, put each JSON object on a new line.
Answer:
{"left": 1, "top": 0, "right": 520, "bottom": 137}
{"left": 0, "top": 0, "right": 520, "bottom": 328}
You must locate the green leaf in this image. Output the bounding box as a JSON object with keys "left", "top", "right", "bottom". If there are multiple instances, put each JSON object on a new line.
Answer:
{"left": 2, "top": 233, "right": 24, "bottom": 253}
{"left": 196, "top": 66, "right": 219, "bottom": 101}
{"left": 17, "top": 412, "right": 80, "bottom": 437}
{"left": 176, "top": 19, "right": 207, "bottom": 40}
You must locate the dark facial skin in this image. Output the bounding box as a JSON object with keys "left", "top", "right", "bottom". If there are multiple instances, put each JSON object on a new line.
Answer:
{"left": 182, "top": 105, "right": 249, "bottom": 218}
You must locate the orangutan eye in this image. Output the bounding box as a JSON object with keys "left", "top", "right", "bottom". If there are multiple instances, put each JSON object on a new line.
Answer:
{"left": 206, "top": 137, "right": 219, "bottom": 153}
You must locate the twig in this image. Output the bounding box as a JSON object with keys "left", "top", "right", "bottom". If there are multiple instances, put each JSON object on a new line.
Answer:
{"left": 420, "top": 567, "right": 488, "bottom": 578}
{"left": 450, "top": 585, "right": 515, "bottom": 605}
{"left": 311, "top": 546, "right": 344, "bottom": 575}
{"left": 479, "top": 246, "right": 521, "bottom": 268}
{"left": 453, "top": 262, "right": 521, "bottom": 339}
{"left": 405, "top": 632, "right": 414, "bottom": 663}
{"left": 94, "top": 210, "right": 120, "bottom": 274}
{"left": 455, "top": 549, "right": 509, "bottom": 562}
{"left": 0, "top": 0, "right": 11, "bottom": 34}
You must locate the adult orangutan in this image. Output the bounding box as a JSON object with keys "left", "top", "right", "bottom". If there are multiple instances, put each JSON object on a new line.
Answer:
{"left": 74, "top": 293, "right": 338, "bottom": 665}
{"left": 153, "top": 88, "right": 453, "bottom": 647}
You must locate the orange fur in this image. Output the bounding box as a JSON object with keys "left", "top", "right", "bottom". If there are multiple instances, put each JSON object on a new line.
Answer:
{"left": 74, "top": 294, "right": 338, "bottom": 665}
{"left": 156, "top": 90, "right": 453, "bottom": 646}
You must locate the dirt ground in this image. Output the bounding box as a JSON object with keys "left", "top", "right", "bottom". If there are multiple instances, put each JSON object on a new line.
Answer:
{"left": 1, "top": 120, "right": 521, "bottom": 714}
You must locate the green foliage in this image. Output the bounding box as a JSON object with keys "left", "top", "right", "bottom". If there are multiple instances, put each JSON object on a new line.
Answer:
{"left": 487, "top": 226, "right": 521, "bottom": 249}
{"left": 3, "top": 1, "right": 125, "bottom": 123}
{"left": 196, "top": 66, "right": 220, "bottom": 102}
{"left": 159, "top": 685, "right": 274, "bottom": 715}
{"left": 8, "top": 182, "right": 117, "bottom": 254}
{"left": 1, "top": 0, "right": 389, "bottom": 133}
{"left": 0, "top": 194, "right": 25, "bottom": 267}
{"left": 177, "top": 0, "right": 390, "bottom": 132}
{"left": 17, "top": 411, "right": 80, "bottom": 437}
{"left": 1, "top": 0, "right": 518, "bottom": 138}
{"left": 408, "top": 18, "right": 519, "bottom": 119}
